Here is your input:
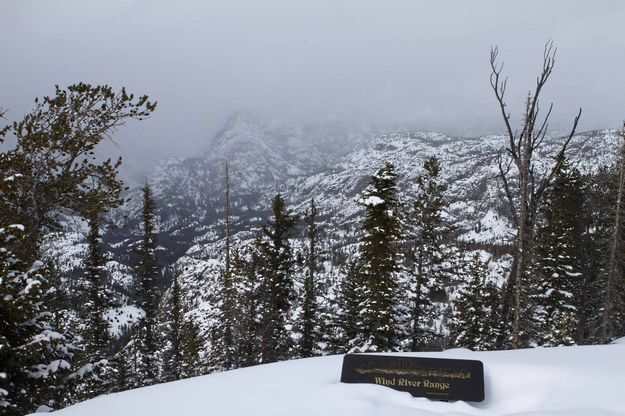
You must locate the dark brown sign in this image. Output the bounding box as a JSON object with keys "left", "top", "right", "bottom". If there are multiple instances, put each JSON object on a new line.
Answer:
{"left": 340, "top": 354, "right": 484, "bottom": 402}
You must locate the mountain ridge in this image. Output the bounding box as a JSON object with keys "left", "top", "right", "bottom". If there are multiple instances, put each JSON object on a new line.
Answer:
{"left": 46, "top": 113, "right": 621, "bottom": 347}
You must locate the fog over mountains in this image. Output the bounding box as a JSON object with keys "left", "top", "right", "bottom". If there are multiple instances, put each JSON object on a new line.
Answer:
{"left": 5, "top": 1, "right": 625, "bottom": 163}
{"left": 6, "top": 3, "right": 625, "bottom": 414}
{"left": 42, "top": 111, "right": 620, "bottom": 344}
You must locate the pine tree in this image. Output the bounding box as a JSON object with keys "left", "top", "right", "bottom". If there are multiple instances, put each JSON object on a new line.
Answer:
{"left": 352, "top": 161, "right": 402, "bottom": 352}
{"left": 0, "top": 84, "right": 156, "bottom": 258}
{"left": 336, "top": 259, "right": 364, "bottom": 352}
{"left": 601, "top": 126, "right": 625, "bottom": 343}
{"left": 112, "top": 349, "right": 130, "bottom": 393}
{"left": 578, "top": 167, "right": 617, "bottom": 343}
{"left": 315, "top": 266, "right": 343, "bottom": 356}
{"left": 236, "top": 244, "right": 263, "bottom": 367}
{"left": 534, "top": 159, "right": 585, "bottom": 346}
{"left": 258, "top": 194, "right": 298, "bottom": 363}
{"left": 67, "top": 208, "right": 115, "bottom": 402}
{"left": 448, "top": 253, "right": 499, "bottom": 350}
{"left": 223, "top": 163, "right": 236, "bottom": 368}
{"left": 0, "top": 84, "right": 155, "bottom": 412}
{"left": 83, "top": 211, "right": 111, "bottom": 358}
{"left": 405, "top": 156, "right": 456, "bottom": 351}
{"left": 181, "top": 321, "right": 203, "bottom": 378}
{"left": 0, "top": 226, "right": 74, "bottom": 414}
{"left": 212, "top": 163, "right": 239, "bottom": 370}
{"left": 162, "top": 275, "right": 184, "bottom": 381}
{"left": 299, "top": 198, "right": 320, "bottom": 357}
{"left": 135, "top": 184, "right": 161, "bottom": 385}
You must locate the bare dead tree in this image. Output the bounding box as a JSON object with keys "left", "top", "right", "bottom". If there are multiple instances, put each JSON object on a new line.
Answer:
{"left": 600, "top": 124, "right": 625, "bottom": 343}
{"left": 489, "top": 41, "right": 582, "bottom": 349}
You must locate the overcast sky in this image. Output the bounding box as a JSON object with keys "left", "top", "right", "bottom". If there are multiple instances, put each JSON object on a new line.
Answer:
{"left": 1, "top": 0, "right": 625, "bottom": 160}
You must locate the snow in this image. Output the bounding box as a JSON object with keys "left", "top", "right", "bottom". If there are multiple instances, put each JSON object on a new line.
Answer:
{"left": 41, "top": 344, "right": 625, "bottom": 416}
{"left": 3, "top": 174, "right": 23, "bottom": 181}
{"left": 27, "top": 358, "right": 70, "bottom": 379}
{"left": 19, "top": 278, "right": 41, "bottom": 295}
{"left": 71, "top": 359, "right": 109, "bottom": 379}
{"left": 104, "top": 305, "right": 145, "bottom": 337}
{"left": 612, "top": 337, "right": 625, "bottom": 345}
{"left": 460, "top": 210, "right": 514, "bottom": 245}
{"left": 361, "top": 196, "right": 385, "bottom": 207}
{"left": 30, "top": 330, "right": 65, "bottom": 344}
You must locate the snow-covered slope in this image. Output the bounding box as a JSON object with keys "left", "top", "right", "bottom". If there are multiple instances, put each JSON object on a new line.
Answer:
{"left": 41, "top": 343, "right": 625, "bottom": 416}
{"left": 42, "top": 115, "right": 621, "bottom": 351}
{"left": 160, "top": 127, "right": 619, "bottom": 348}
{"left": 121, "top": 123, "right": 620, "bottom": 261}
{"left": 104, "top": 112, "right": 372, "bottom": 262}
{"left": 283, "top": 129, "right": 619, "bottom": 239}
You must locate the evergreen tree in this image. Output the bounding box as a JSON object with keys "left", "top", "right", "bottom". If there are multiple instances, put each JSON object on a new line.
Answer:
{"left": 335, "top": 259, "right": 364, "bottom": 352}
{"left": 211, "top": 163, "right": 239, "bottom": 370}
{"left": 352, "top": 161, "right": 402, "bottom": 352}
{"left": 45, "top": 261, "right": 68, "bottom": 337}
{"left": 534, "top": 159, "right": 585, "bottom": 346}
{"left": 0, "top": 84, "right": 156, "bottom": 258}
{"left": 67, "top": 208, "right": 115, "bottom": 402}
{"left": 601, "top": 126, "right": 625, "bottom": 342}
{"left": 135, "top": 184, "right": 161, "bottom": 385}
{"left": 299, "top": 198, "right": 320, "bottom": 357}
{"left": 181, "top": 321, "right": 203, "bottom": 378}
{"left": 578, "top": 167, "right": 617, "bottom": 343}
{"left": 162, "top": 275, "right": 184, "bottom": 381}
{"left": 236, "top": 244, "right": 263, "bottom": 367}
{"left": 222, "top": 163, "right": 236, "bottom": 368}
{"left": 258, "top": 194, "right": 298, "bottom": 363}
{"left": 315, "top": 265, "right": 342, "bottom": 356}
{"left": 112, "top": 349, "right": 130, "bottom": 393}
{"left": 83, "top": 211, "right": 111, "bottom": 358}
{"left": 404, "top": 156, "right": 456, "bottom": 351}
{"left": 448, "top": 253, "right": 499, "bottom": 350}
{"left": 0, "top": 226, "right": 74, "bottom": 414}
{"left": 0, "top": 84, "right": 154, "bottom": 413}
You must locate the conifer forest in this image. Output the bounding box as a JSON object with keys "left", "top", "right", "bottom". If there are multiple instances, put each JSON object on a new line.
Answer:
{"left": 2, "top": 3, "right": 625, "bottom": 416}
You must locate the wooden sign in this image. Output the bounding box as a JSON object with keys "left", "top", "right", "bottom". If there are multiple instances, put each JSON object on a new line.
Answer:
{"left": 340, "top": 354, "right": 484, "bottom": 402}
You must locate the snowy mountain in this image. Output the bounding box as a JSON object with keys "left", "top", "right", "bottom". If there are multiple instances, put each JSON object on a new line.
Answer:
{"left": 108, "top": 114, "right": 620, "bottom": 262}
{"left": 33, "top": 341, "right": 625, "bottom": 416}
{"left": 105, "top": 112, "right": 372, "bottom": 261}
{"left": 156, "top": 124, "right": 619, "bottom": 349}
{"left": 43, "top": 113, "right": 621, "bottom": 345}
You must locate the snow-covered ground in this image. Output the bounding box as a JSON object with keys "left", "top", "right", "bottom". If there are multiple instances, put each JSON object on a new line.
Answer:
{"left": 104, "top": 305, "right": 145, "bottom": 337}
{"left": 43, "top": 342, "right": 625, "bottom": 416}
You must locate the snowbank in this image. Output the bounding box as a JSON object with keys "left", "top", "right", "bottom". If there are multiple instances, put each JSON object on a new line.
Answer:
{"left": 42, "top": 344, "right": 625, "bottom": 416}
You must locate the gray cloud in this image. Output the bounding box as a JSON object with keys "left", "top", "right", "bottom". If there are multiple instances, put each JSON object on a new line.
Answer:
{"left": 1, "top": 0, "right": 625, "bottom": 160}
